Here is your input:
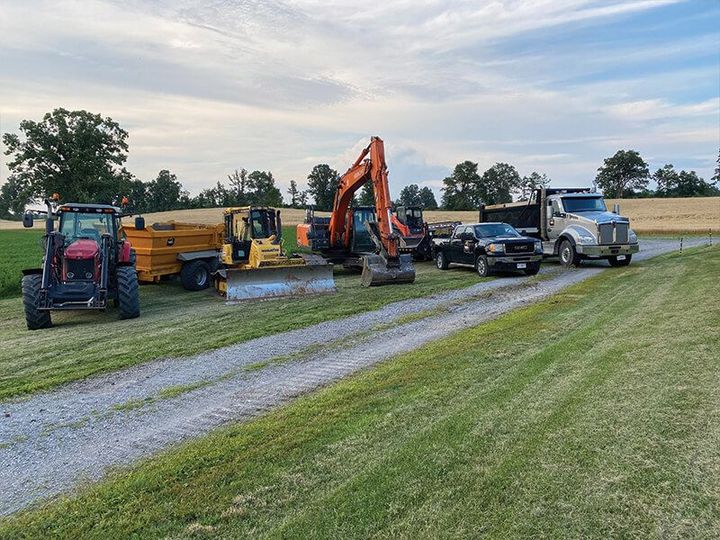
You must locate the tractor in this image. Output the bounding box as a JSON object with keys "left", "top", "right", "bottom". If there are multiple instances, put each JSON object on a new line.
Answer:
{"left": 21, "top": 200, "right": 140, "bottom": 330}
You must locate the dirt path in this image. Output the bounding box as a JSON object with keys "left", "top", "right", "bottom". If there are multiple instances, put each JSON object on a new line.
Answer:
{"left": 0, "top": 238, "right": 703, "bottom": 515}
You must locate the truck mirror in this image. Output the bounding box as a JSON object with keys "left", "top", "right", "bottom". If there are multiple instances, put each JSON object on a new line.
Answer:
{"left": 612, "top": 203, "right": 620, "bottom": 214}
{"left": 22, "top": 212, "right": 34, "bottom": 228}
{"left": 135, "top": 216, "right": 146, "bottom": 230}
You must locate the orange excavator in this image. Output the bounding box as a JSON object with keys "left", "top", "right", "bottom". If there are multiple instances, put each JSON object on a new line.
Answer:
{"left": 297, "top": 136, "right": 416, "bottom": 286}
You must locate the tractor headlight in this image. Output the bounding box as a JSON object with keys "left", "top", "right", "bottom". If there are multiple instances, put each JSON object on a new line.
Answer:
{"left": 488, "top": 243, "right": 505, "bottom": 253}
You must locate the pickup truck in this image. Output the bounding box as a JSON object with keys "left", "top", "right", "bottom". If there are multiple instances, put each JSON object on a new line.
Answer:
{"left": 479, "top": 187, "right": 639, "bottom": 267}
{"left": 433, "top": 222, "right": 543, "bottom": 277}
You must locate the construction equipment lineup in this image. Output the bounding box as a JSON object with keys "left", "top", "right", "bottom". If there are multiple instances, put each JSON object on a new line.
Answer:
{"left": 19, "top": 136, "right": 641, "bottom": 329}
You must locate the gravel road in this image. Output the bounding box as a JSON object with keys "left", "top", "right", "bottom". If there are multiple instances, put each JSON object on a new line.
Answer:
{"left": 0, "top": 238, "right": 706, "bottom": 516}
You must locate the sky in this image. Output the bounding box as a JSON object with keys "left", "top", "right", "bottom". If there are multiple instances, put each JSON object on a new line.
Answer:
{"left": 0, "top": 0, "right": 718, "bottom": 201}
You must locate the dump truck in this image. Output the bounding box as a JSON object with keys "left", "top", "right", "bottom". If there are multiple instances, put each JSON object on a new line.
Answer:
{"left": 21, "top": 199, "right": 140, "bottom": 329}
{"left": 479, "top": 187, "right": 639, "bottom": 267}
{"left": 122, "top": 220, "right": 224, "bottom": 290}
{"left": 215, "top": 206, "right": 335, "bottom": 301}
{"left": 297, "top": 136, "right": 415, "bottom": 286}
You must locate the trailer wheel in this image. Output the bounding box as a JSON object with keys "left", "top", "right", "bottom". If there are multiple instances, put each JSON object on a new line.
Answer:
{"left": 475, "top": 254, "right": 490, "bottom": 277}
{"left": 180, "top": 260, "right": 211, "bottom": 291}
{"left": 436, "top": 252, "right": 449, "bottom": 270}
{"left": 116, "top": 266, "right": 140, "bottom": 319}
{"left": 22, "top": 274, "right": 51, "bottom": 330}
{"left": 559, "top": 240, "right": 580, "bottom": 267}
{"left": 608, "top": 254, "right": 632, "bottom": 267}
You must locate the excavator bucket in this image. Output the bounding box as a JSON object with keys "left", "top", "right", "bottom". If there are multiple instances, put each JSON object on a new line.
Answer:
{"left": 219, "top": 256, "right": 335, "bottom": 301}
{"left": 361, "top": 254, "right": 416, "bottom": 287}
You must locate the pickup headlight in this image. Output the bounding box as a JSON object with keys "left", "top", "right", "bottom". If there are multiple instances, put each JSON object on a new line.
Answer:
{"left": 534, "top": 240, "right": 542, "bottom": 253}
{"left": 487, "top": 243, "right": 505, "bottom": 253}
{"left": 629, "top": 229, "right": 638, "bottom": 243}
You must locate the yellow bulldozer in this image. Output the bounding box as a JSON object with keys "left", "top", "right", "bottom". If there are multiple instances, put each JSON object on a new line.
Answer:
{"left": 214, "top": 206, "right": 335, "bottom": 301}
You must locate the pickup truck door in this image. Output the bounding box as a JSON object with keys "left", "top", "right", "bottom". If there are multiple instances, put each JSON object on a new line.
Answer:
{"left": 447, "top": 227, "right": 466, "bottom": 263}
{"left": 457, "top": 226, "right": 477, "bottom": 265}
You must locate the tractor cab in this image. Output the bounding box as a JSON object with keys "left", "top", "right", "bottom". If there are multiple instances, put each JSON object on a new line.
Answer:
{"left": 221, "top": 206, "right": 283, "bottom": 265}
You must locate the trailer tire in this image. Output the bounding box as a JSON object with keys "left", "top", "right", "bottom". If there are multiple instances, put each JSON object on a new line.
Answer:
{"left": 475, "top": 254, "right": 490, "bottom": 277}
{"left": 22, "top": 274, "right": 51, "bottom": 330}
{"left": 559, "top": 240, "right": 580, "bottom": 267}
{"left": 116, "top": 266, "right": 140, "bottom": 319}
{"left": 180, "top": 260, "right": 211, "bottom": 291}
{"left": 608, "top": 254, "right": 632, "bottom": 267}
{"left": 436, "top": 251, "right": 449, "bottom": 270}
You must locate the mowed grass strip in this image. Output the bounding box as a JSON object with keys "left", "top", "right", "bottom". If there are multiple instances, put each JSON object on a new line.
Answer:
{"left": 0, "top": 228, "right": 486, "bottom": 400}
{"left": 1, "top": 247, "right": 717, "bottom": 538}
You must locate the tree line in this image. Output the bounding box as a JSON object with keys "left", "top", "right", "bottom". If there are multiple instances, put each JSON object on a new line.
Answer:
{"left": 1, "top": 108, "right": 718, "bottom": 219}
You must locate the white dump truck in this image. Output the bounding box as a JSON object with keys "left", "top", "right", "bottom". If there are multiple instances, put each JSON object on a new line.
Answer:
{"left": 479, "top": 187, "right": 639, "bottom": 267}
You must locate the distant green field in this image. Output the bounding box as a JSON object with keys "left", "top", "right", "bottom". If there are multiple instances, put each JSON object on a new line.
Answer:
{"left": 0, "top": 230, "right": 44, "bottom": 299}
{"left": 2, "top": 246, "right": 717, "bottom": 538}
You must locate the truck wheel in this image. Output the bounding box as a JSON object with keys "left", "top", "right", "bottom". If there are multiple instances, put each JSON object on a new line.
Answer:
{"left": 475, "top": 255, "right": 490, "bottom": 277}
{"left": 436, "top": 252, "right": 449, "bottom": 270}
{"left": 22, "top": 274, "right": 51, "bottom": 330}
{"left": 608, "top": 254, "right": 632, "bottom": 267}
{"left": 524, "top": 263, "right": 541, "bottom": 276}
{"left": 180, "top": 260, "right": 211, "bottom": 290}
{"left": 559, "top": 240, "right": 580, "bottom": 267}
{"left": 116, "top": 266, "right": 140, "bottom": 319}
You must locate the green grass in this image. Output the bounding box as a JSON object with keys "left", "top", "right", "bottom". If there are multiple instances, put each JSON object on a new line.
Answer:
{"left": 0, "top": 228, "right": 490, "bottom": 401}
{"left": 2, "top": 246, "right": 717, "bottom": 538}
{"left": 0, "top": 230, "right": 44, "bottom": 299}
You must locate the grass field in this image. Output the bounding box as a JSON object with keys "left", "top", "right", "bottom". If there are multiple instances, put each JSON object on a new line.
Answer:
{"left": 0, "top": 229, "right": 489, "bottom": 401}
{"left": 1, "top": 245, "right": 717, "bottom": 538}
{"left": 0, "top": 230, "right": 44, "bottom": 299}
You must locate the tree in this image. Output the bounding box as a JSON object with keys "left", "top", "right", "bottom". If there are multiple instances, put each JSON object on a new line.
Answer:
{"left": 227, "top": 169, "right": 248, "bottom": 206}
{"left": 418, "top": 187, "right": 438, "bottom": 210}
{"left": 306, "top": 164, "right": 339, "bottom": 211}
{"left": 714, "top": 149, "right": 720, "bottom": 184}
{"left": 441, "top": 161, "right": 481, "bottom": 210}
{"left": 595, "top": 150, "right": 649, "bottom": 198}
{"left": 652, "top": 164, "right": 680, "bottom": 197}
{"left": 519, "top": 171, "right": 550, "bottom": 200}
{"left": 478, "top": 163, "right": 521, "bottom": 205}
{"left": 0, "top": 176, "right": 35, "bottom": 219}
{"left": 287, "top": 180, "right": 302, "bottom": 208}
{"left": 358, "top": 182, "right": 374, "bottom": 206}
{"left": 247, "top": 170, "right": 283, "bottom": 207}
{"left": 2, "top": 108, "right": 130, "bottom": 206}
{"left": 146, "top": 170, "right": 183, "bottom": 212}
{"left": 397, "top": 184, "right": 422, "bottom": 207}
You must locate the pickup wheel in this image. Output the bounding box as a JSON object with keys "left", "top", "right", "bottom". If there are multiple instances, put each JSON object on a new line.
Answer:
{"left": 436, "top": 251, "right": 449, "bottom": 270}
{"left": 475, "top": 254, "right": 490, "bottom": 277}
{"left": 608, "top": 254, "right": 632, "bottom": 267}
{"left": 180, "top": 260, "right": 211, "bottom": 291}
{"left": 559, "top": 240, "right": 580, "bottom": 268}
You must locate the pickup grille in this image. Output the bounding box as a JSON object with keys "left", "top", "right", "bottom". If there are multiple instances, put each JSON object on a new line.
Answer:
{"left": 599, "top": 222, "right": 629, "bottom": 245}
{"left": 65, "top": 259, "right": 95, "bottom": 281}
{"left": 505, "top": 242, "right": 535, "bottom": 254}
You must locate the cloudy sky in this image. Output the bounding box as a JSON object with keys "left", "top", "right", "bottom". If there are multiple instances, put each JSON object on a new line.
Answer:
{"left": 0, "top": 0, "right": 718, "bottom": 200}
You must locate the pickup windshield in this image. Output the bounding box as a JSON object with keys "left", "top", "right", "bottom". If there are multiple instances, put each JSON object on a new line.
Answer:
{"left": 561, "top": 197, "right": 606, "bottom": 213}
{"left": 474, "top": 224, "right": 521, "bottom": 238}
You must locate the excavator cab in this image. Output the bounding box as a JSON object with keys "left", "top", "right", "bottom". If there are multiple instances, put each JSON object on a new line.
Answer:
{"left": 349, "top": 207, "right": 377, "bottom": 254}
{"left": 217, "top": 206, "right": 335, "bottom": 300}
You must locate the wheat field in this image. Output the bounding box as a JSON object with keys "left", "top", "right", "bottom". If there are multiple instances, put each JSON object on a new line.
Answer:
{"left": 2, "top": 197, "right": 717, "bottom": 233}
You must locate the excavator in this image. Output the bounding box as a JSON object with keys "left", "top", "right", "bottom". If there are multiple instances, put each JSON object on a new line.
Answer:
{"left": 297, "top": 136, "right": 415, "bottom": 286}
{"left": 215, "top": 206, "right": 335, "bottom": 300}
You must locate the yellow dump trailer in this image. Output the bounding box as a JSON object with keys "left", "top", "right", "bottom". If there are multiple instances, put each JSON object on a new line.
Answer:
{"left": 122, "top": 221, "right": 224, "bottom": 290}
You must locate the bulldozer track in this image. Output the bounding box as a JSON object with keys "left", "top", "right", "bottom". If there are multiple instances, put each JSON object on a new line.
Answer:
{"left": 0, "top": 238, "right": 705, "bottom": 516}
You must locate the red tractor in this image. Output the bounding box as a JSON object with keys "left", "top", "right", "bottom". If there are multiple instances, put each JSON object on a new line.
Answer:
{"left": 21, "top": 200, "right": 140, "bottom": 329}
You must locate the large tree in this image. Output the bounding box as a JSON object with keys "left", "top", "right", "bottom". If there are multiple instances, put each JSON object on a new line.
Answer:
{"left": 714, "top": 149, "right": 720, "bottom": 184}
{"left": 287, "top": 180, "right": 304, "bottom": 208}
{"left": 595, "top": 150, "right": 649, "bottom": 198}
{"left": 652, "top": 164, "right": 680, "bottom": 197}
{"left": 519, "top": 171, "right": 551, "bottom": 200}
{"left": 247, "top": 171, "right": 283, "bottom": 207}
{"left": 397, "top": 184, "right": 422, "bottom": 207}
{"left": 2, "top": 108, "right": 131, "bottom": 206}
{"left": 478, "top": 163, "right": 521, "bottom": 205}
{"left": 227, "top": 168, "right": 249, "bottom": 206}
{"left": 358, "top": 182, "right": 374, "bottom": 206}
{"left": 307, "top": 164, "right": 339, "bottom": 211}
{"left": 441, "top": 161, "right": 481, "bottom": 210}
{"left": 418, "top": 186, "right": 438, "bottom": 210}
{"left": 146, "top": 170, "right": 183, "bottom": 212}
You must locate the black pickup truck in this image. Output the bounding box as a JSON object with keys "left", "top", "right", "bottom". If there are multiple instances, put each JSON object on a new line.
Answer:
{"left": 433, "top": 222, "right": 543, "bottom": 277}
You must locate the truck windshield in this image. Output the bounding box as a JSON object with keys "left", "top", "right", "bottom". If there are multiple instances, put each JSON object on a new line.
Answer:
{"left": 561, "top": 197, "right": 606, "bottom": 213}
{"left": 59, "top": 212, "right": 113, "bottom": 243}
{"left": 474, "top": 224, "right": 521, "bottom": 238}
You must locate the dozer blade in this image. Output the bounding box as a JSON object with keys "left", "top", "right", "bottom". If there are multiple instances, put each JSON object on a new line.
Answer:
{"left": 221, "top": 258, "right": 335, "bottom": 301}
{"left": 361, "top": 254, "right": 416, "bottom": 287}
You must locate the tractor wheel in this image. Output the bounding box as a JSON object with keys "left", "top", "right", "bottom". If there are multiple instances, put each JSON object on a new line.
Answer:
{"left": 180, "top": 260, "right": 211, "bottom": 291}
{"left": 22, "top": 274, "right": 51, "bottom": 330}
{"left": 116, "top": 266, "right": 140, "bottom": 320}
{"left": 608, "top": 254, "right": 632, "bottom": 267}
{"left": 559, "top": 240, "right": 580, "bottom": 267}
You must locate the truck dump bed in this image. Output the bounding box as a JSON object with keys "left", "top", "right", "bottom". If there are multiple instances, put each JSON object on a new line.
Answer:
{"left": 479, "top": 200, "right": 541, "bottom": 236}
{"left": 122, "top": 221, "right": 224, "bottom": 282}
